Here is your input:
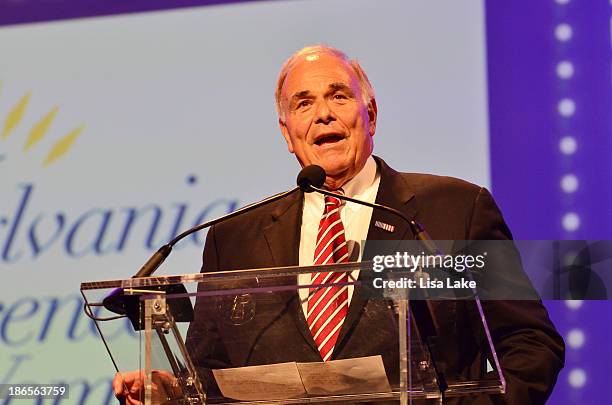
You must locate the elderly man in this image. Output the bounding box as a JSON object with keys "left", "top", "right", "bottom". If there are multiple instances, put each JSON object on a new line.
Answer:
{"left": 115, "top": 45, "right": 564, "bottom": 404}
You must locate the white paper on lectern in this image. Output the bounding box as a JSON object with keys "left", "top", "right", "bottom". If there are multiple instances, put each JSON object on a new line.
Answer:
{"left": 212, "top": 355, "right": 391, "bottom": 400}
{"left": 297, "top": 355, "right": 391, "bottom": 395}
{"left": 212, "top": 362, "right": 306, "bottom": 400}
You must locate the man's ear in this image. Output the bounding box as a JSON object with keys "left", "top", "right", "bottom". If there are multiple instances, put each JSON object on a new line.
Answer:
{"left": 279, "top": 118, "right": 295, "bottom": 153}
{"left": 367, "top": 98, "right": 378, "bottom": 137}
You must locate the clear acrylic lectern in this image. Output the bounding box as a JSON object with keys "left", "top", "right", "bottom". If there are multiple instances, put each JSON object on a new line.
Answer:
{"left": 81, "top": 261, "right": 505, "bottom": 404}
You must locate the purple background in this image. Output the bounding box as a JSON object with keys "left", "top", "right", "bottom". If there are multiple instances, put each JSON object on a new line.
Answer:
{"left": 0, "top": 0, "right": 265, "bottom": 26}
{"left": 486, "top": 1, "right": 612, "bottom": 403}
{"left": 1, "top": 0, "right": 610, "bottom": 403}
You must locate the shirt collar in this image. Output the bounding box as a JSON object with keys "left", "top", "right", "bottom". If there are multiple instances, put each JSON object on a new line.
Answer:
{"left": 339, "top": 155, "right": 377, "bottom": 199}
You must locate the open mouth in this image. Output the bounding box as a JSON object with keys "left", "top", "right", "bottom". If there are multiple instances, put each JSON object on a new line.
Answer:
{"left": 314, "top": 134, "right": 345, "bottom": 146}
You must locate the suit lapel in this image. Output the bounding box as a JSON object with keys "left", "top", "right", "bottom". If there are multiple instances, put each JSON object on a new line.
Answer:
{"left": 334, "top": 157, "right": 419, "bottom": 354}
{"left": 365, "top": 156, "right": 418, "bottom": 247}
{"left": 262, "top": 189, "right": 302, "bottom": 268}
{"left": 262, "top": 189, "right": 322, "bottom": 355}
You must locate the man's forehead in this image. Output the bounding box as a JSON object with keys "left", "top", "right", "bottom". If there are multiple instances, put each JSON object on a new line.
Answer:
{"left": 282, "top": 53, "right": 358, "bottom": 96}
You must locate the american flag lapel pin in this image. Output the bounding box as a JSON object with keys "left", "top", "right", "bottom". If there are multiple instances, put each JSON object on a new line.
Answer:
{"left": 375, "top": 220, "right": 395, "bottom": 233}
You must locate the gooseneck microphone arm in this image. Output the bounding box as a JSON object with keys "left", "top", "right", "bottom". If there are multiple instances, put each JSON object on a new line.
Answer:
{"left": 133, "top": 187, "right": 300, "bottom": 278}
{"left": 309, "top": 185, "right": 440, "bottom": 252}
{"left": 309, "top": 184, "right": 422, "bottom": 233}
{"left": 297, "top": 164, "right": 439, "bottom": 250}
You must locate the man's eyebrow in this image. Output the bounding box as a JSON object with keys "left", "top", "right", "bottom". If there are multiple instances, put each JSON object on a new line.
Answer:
{"left": 328, "top": 82, "right": 354, "bottom": 94}
{"left": 289, "top": 83, "right": 355, "bottom": 104}
{"left": 290, "top": 90, "right": 312, "bottom": 101}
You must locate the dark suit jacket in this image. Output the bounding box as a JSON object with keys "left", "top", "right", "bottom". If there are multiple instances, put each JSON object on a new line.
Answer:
{"left": 185, "top": 157, "right": 564, "bottom": 404}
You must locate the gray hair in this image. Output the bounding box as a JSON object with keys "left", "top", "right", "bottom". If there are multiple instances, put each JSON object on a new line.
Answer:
{"left": 275, "top": 45, "right": 375, "bottom": 122}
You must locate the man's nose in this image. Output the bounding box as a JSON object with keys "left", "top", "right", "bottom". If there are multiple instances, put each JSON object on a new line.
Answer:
{"left": 314, "top": 100, "right": 335, "bottom": 124}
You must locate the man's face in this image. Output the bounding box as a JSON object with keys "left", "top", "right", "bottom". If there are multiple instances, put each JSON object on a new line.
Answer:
{"left": 279, "top": 52, "right": 377, "bottom": 189}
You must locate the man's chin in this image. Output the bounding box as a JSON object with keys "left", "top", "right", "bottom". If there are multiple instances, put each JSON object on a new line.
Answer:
{"left": 321, "top": 166, "right": 355, "bottom": 189}
{"left": 318, "top": 163, "right": 349, "bottom": 177}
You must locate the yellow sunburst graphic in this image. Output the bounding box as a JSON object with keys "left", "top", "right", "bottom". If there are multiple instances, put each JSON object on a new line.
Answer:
{"left": 0, "top": 81, "right": 85, "bottom": 167}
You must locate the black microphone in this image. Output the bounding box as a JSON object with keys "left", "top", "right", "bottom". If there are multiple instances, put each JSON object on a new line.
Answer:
{"left": 297, "top": 164, "right": 429, "bottom": 242}
{"left": 297, "top": 164, "right": 326, "bottom": 192}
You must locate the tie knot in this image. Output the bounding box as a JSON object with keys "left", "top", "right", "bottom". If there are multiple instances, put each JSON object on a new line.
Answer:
{"left": 324, "top": 190, "right": 344, "bottom": 210}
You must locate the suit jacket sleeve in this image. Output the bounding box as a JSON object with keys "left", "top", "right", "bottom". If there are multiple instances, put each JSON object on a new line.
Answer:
{"left": 468, "top": 187, "right": 565, "bottom": 405}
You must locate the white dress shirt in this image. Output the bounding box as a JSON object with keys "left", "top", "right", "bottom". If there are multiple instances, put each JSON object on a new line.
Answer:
{"left": 298, "top": 156, "right": 381, "bottom": 316}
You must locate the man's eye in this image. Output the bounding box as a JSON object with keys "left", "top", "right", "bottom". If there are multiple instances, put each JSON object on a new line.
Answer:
{"left": 333, "top": 94, "right": 347, "bottom": 100}
{"left": 297, "top": 100, "right": 311, "bottom": 108}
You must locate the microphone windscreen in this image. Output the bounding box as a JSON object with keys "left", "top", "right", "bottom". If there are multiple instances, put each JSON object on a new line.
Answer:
{"left": 297, "top": 165, "right": 326, "bottom": 192}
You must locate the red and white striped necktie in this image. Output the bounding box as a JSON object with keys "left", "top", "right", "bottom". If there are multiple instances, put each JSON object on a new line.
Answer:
{"left": 307, "top": 192, "right": 350, "bottom": 361}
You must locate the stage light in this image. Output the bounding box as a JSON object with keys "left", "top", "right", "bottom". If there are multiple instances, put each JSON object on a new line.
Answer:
{"left": 562, "top": 212, "right": 580, "bottom": 231}
{"left": 568, "top": 368, "right": 587, "bottom": 388}
{"left": 565, "top": 300, "right": 583, "bottom": 310}
{"left": 556, "top": 61, "right": 574, "bottom": 79}
{"left": 567, "top": 329, "right": 585, "bottom": 349}
{"left": 558, "top": 98, "right": 576, "bottom": 117}
{"left": 555, "top": 23, "right": 573, "bottom": 41}
{"left": 559, "top": 136, "right": 577, "bottom": 155}
{"left": 561, "top": 174, "right": 579, "bottom": 193}
{"left": 555, "top": 0, "right": 570, "bottom": 5}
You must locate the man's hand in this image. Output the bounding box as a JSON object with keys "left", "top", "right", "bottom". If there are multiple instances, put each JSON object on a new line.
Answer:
{"left": 113, "top": 370, "right": 180, "bottom": 404}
